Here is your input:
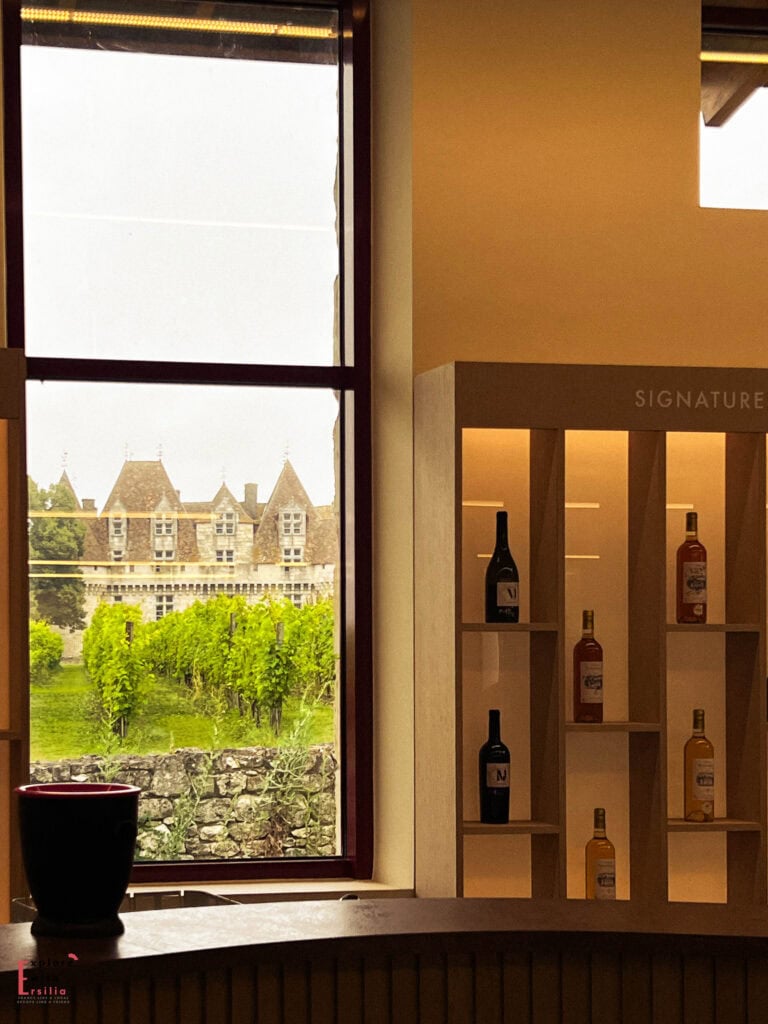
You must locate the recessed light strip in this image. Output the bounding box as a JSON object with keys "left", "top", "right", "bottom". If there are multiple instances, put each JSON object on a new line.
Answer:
{"left": 20, "top": 6, "right": 336, "bottom": 39}
{"left": 701, "top": 50, "right": 768, "bottom": 64}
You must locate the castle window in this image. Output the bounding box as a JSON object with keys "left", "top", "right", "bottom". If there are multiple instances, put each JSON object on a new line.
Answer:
{"left": 155, "top": 594, "right": 173, "bottom": 620}
{"left": 154, "top": 514, "right": 175, "bottom": 536}
{"left": 282, "top": 510, "right": 305, "bottom": 536}
{"left": 214, "top": 511, "right": 236, "bottom": 535}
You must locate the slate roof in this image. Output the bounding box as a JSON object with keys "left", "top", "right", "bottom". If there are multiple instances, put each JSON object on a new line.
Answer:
{"left": 254, "top": 460, "right": 319, "bottom": 563}
{"left": 102, "top": 461, "right": 184, "bottom": 514}
{"left": 80, "top": 459, "right": 337, "bottom": 568}
{"left": 98, "top": 461, "right": 194, "bottom": 563}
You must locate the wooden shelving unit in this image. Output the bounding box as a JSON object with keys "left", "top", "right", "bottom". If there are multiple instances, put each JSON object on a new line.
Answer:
{"left": 414, "top": 362, "right": 768, "bottom": 911}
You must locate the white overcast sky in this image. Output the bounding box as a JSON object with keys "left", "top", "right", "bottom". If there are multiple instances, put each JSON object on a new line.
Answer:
{"left": 21, "top": 43, "right": 339, "bottom": 508}
{"left": 20, "top": 44, "right": 768, "bottom": 507}
{"left": 700, "top": 87, "right": 768, "bottom": 210}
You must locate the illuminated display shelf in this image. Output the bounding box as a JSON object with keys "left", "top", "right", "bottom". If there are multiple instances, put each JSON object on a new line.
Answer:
{"left": 463, "top": 820, "right": 559, "bottom": 836}
{"left": 565, "top": 722, "right": 660, "bottom": 733}
{"left": 462, "top": 622, "right": 558, "bottom": 632}
{"left": 415, "top": 362, "right": 768, "bottom": 911}
{"left": 667, "top": 818, "right": 762, "bottom": 832}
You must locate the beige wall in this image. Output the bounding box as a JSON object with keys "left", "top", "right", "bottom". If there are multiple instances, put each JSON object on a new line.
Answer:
{"left": 371, "top": 0, "right": 414, "bottom": 886}
{"left": 412, "top": 0, "right": 768, "bottom": 373}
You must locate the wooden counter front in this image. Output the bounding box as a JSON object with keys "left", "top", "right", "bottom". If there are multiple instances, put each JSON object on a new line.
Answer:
{"left": 2, "top": 897, "right": 768, "bottom": 1021}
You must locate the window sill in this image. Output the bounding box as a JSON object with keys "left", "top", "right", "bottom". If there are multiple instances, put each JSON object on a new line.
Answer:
{"left": 127, "top": 879, "right": 414, "bottom": 904}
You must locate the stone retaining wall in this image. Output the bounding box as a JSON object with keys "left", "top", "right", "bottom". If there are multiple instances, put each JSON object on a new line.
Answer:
{"left": 29, "top": 745, "right": 337, "bottom": 860}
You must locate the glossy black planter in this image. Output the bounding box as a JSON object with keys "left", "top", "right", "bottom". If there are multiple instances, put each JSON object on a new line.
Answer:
{"left": 16, "top": 782, "right": 140, "bottom": 938}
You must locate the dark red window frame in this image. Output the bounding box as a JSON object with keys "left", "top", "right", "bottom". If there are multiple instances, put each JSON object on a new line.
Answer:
{"left": 1, "top": 0, "right": 373, "bottom": 882}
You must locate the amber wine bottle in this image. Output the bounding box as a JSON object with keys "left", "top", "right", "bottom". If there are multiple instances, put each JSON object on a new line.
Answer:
{"left": 676, "top": 511, "right": 707, "bottom": 623}
{"left": 684, "top": 708, "right": 714, "bottom": 822}
{"left": 478, "top": 709, "right": 510, "bottom": 824}
{"left": 584, "top": 807, "right": 616, "bottom": 900}
{"left": 573, "top": 609, "right": 603, "bottom": 723}
{"left": 485, "top": 510, "right": 519, "bottom": 623}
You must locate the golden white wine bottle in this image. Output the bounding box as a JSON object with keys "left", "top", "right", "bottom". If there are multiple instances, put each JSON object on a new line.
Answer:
{"left": 584, "top": 807, "right": 616, "bottom": 900}
{"left": 684, "top": 708, "right": 714, "bottom": 822}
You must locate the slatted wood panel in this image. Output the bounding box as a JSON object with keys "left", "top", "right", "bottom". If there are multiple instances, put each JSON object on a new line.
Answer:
{"left": 9, "top": 942, "right": 768, "bottom": 1024}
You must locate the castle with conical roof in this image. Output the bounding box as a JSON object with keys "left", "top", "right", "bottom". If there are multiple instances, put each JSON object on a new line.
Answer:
{"left": 70, "top": 458, "right": 337, "bottom": 632}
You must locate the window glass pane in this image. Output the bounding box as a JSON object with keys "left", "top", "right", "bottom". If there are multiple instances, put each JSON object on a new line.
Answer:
{"left": 700, "top": 90, "right": 768, "bottom": 210}
{"left": 26, "top": 381, "right": 341, "bottom": 862}
{"left": 21, "top": 2, "right": 340, "bottom": 364}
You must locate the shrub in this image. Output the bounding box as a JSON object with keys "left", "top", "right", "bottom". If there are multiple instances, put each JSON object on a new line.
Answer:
{"left": 29, "top": 619, "right": 64, "bottom": 684}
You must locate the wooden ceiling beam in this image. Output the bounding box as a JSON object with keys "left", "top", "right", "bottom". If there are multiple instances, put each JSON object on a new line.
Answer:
{"left": 701, "top": 61, "right": 768, "bottom": 125}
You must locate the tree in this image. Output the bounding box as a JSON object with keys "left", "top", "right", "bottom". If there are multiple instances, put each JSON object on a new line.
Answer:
{"left": 29, "top": 619, "right": 64, "bottom": 684}
{"left": 28, "top": 477, "right": 86, "bottom": 631}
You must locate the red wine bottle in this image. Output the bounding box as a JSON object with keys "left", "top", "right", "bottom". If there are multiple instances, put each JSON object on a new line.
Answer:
{"left": 479, "top": 709, "right": 510, "bottom": 823}
{"left": 485, "top": 510, "right": 519, "bottom": 623}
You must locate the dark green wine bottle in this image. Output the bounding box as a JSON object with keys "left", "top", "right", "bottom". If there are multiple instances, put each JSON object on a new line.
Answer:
{"left": 485, "top": 510, "right": 519, "bottom": 623}
{"left": 479, "top": 709, "right": 510, "bottom": 823}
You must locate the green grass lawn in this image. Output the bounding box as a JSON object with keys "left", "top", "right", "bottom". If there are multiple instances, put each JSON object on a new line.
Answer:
{"left": 30, "top": 665, "right": 335, "bottom": 761}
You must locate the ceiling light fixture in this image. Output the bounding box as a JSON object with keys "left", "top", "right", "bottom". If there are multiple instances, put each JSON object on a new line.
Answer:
{"left": 20, "top": 6, "right": 336, "bottom": 39}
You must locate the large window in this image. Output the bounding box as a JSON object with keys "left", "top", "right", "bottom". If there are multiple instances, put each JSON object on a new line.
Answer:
{"left": 5, "top": 0, "right": 372, "bottom": 881}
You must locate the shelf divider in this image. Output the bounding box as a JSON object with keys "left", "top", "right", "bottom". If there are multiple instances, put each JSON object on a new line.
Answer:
{"left": 724, "top": 433, "right": 767, "bottom": 904}
{"left": 627, "top": 431, "right": 668, "bottom": 905}
{"left": 529, "top": 429, "right": 565, "bottom": 899}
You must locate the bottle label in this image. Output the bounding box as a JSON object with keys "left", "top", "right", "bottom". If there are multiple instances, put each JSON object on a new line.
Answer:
{"left": 594, "top": 858, "right": 616, "bottom": 900}
{"left": 682, "top": 562, "right": 707, "bottom": 604}
{"left": 693, "top": 758, "right": 714, "bottom": 802}
{"left": 580, "top": 661, "right": 603, "bottom": 703}
{"left": 486, "top": 762, "right": 510, "bottom": 788}
{"left": 496, "top": 582, "right": 519, "bottom": 608}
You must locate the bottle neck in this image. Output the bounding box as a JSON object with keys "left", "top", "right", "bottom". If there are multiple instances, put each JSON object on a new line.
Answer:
{"left": 495, "top": 511, "right": 509, "bottom": 551}
{"left": 685, "top": 512, "right": 698, "bottom": 540}
{"left": 593, "top": 808, "right": 606, "bottom": 838}
{"left": 581, "top": 610, "right": 594, "bottom": 639}
{"left": 692, "top": 709, "right": 705, "bottom": 735}
{"left": 488, "top": 710, "right": 501, "bottom": 743}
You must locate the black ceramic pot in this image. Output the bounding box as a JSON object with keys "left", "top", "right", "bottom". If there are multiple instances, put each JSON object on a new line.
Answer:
{"left": 16, "top": 782, "right": 140, "bottom": 938}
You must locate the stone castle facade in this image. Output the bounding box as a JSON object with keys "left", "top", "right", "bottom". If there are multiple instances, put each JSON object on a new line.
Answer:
{"left": 49, "top": 458, "right": 337, "bottom": 655}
